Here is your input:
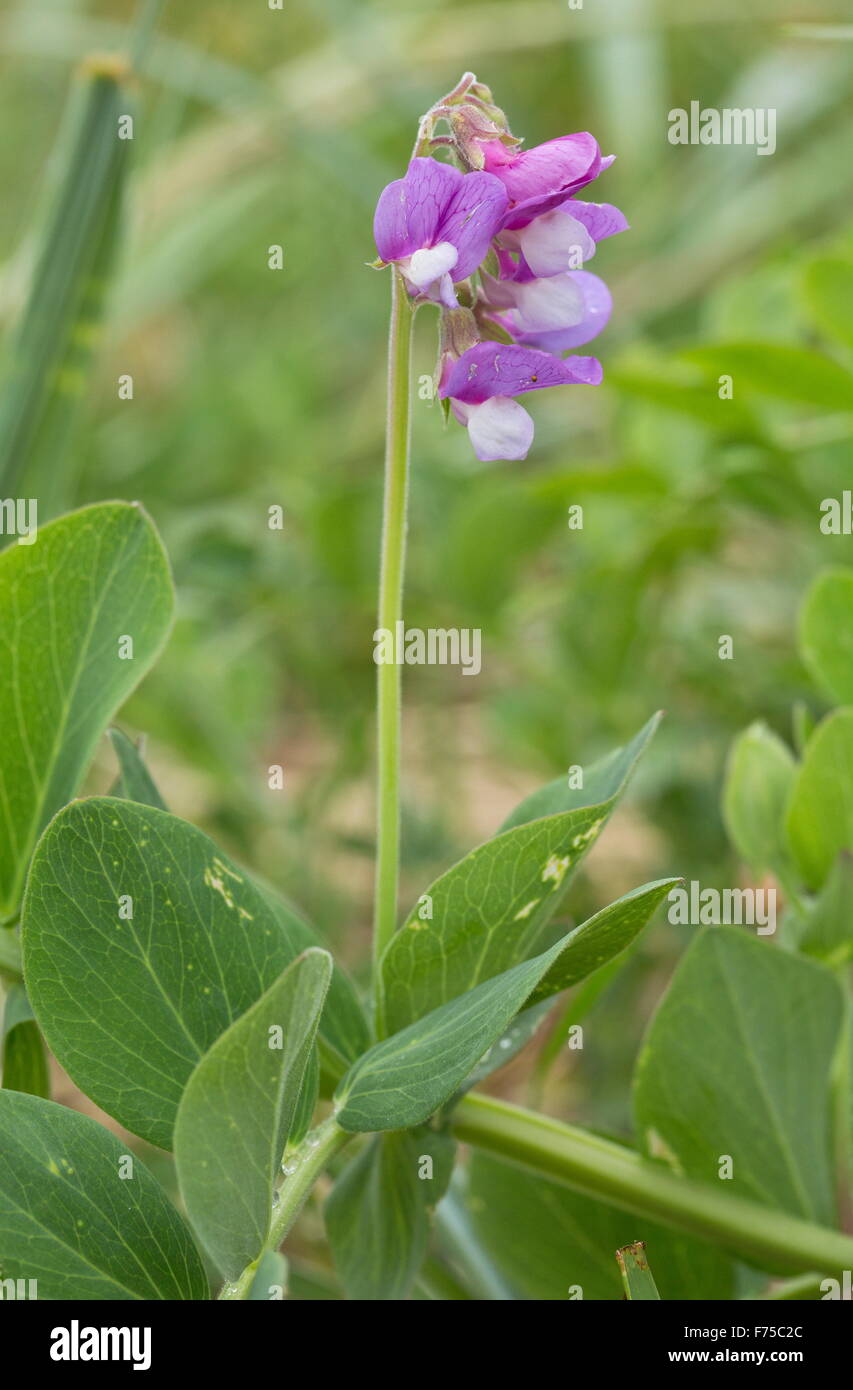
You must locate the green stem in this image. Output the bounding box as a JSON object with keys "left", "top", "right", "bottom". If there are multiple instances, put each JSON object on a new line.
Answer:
{"left": 453, "top": 1092, "right": 853, "bottom": 1277}
{"left": 372, "top": 270, "right": 414, "bottom": 1032}
{"left": 219, "top": 1116, "right": 352, "bottom": 1301}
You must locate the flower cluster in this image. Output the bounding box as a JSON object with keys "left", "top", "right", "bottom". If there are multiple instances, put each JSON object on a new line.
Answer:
{"left": 372, "top": 79, "right": 627, "bottom": 461}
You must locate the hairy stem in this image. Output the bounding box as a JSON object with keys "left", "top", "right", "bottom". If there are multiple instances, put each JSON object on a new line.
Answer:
{"left": 220, "top": 1116, "right": 352, "bottom": 1301}
{"left": 453, "top": 1091, "right": 853, "bottom": 1278}
{"left": 372, "top": 270, "right": 414, "bottom": 1030}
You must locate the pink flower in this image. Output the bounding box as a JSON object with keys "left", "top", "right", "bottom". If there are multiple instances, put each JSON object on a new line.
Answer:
{"left": 439, "top": 342, "right": 602, "bottom": 461}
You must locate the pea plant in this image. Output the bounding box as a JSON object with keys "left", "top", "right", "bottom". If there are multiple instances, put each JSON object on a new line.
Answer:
{"left": 1, "top": 74, "right": 852, "bottom": 1304}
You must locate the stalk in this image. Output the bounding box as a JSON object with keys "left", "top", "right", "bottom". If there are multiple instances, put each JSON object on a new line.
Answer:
{"left": 453, "top": 1091, "right": 853, "bottom": 1278}
{"left": 372, "top": 270, "right": 414, "bottom": 1030}
{"left": 220, "top": 1116, "right": 352, "bottom": 1301}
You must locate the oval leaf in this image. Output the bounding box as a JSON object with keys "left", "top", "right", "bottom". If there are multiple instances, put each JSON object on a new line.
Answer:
{"left": 0, "top": 1090, "right": 208, "bottom": 1300}
{"left": 0, "top": 501, "right": 174, "bottom": 918}
{"left": 22, "top": 797, "right": 365, "bottom": 1148}
{"left": 634, "top": 928, "right": 843, "bottom": 1224}
{"left": 382, "top": 714, "right": 661, "bottom": 1034}
{"left": 175, "top": 948, "right": 331, "bottom": 1279}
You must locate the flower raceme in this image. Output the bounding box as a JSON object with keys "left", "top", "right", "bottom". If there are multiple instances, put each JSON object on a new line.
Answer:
{"left": 373, "top": 158, "right": 508, "bottom": 308}
{"left": 372, "top": 85, "right": 627, "bottom": 460}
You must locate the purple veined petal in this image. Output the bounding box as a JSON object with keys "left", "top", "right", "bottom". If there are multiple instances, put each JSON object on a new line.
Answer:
{"left": 452, "top": 396, "right": 536, "bottom": 461}
{"left": 565, "top": 200, "right": 629, "bottom": 243}
{"left": 436, "top": 171, "right": 509, "bottom": 280}
{"left": 511, "top": 271, "right": 613, "bottom": 353}
{"left": 440, "top": 341, "right": 602, "bottom": 404}
{"left": 480, "top": 134, "right": 614, "bottom": 230}
{"left": 373, "top": 157, "right": 464, "bottom": 264}
{"left": 510, "top": 207, "right": 597, "bottom": 277}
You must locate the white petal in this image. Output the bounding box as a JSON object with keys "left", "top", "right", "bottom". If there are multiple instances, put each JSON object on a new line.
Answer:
{"left": 461, "top": 396, "right": 535, "bottom": 462}
{"left": 517, "top": 209, "right": 596, "bottom": 277}
{"left": 405, "top": 241, "right": 458, "bottom": 291}
{"left": 513, "top": 273, "right": 585, "bottom": 332}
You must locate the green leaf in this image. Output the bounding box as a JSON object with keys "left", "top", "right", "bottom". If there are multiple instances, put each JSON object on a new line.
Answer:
{"left": 248, "top": 1251, "right": 288, "bottom": 1300}
{"left": 499, "top": 711, "right": 661, "bottom": 832}
{"left": 683, "top": 342, "right": 853, "bottom": 411}
{"left": 634, "top": 928, "right": 843, "bottom": 1224}
{"left": 108, "top": 727, "right": 167, "bottom": 809}
{"left": 175, "top": 949, "right": 331, "bottom": 1279}
{"left": 467, "top": 1152, "right": 734, "bottom": 1301}
{"left": 259, "top": 883, "right": 369, "bottom": 1080}
{"left": 2, "top": 985, "right": 49, "bottom": 1098}
{"left": 326, "top": 1124, "right": 455, "bottom": 1300}
{"left": 722, "top": 722, "right": 797, "bottom": 875}
{"left": 289, "top": 1045, "right": 320, "bottom": 1148}
{"left": 0, "top": 502, "right": 174, "bottom": 919}
{"left": 338, "top": 880, "right": 674, "bottom": 1132}
{"left": 802, "top": 258, "right": 853, "bottom": 353}
{"left": 525, "top": 879, "right": 679, "bottom": 1006}
{"left": 799, "top": 568, "right": 853, "bottom": 707}
{"left": 382, "top": 714, "right": 661, "bottom": 1034}
{"left": 0, "top": 1089, "right": 208, "bottom": 1299}
{"left": 22, "top": 797, "right": 364, "bottom": 1148}
{"left": 617, "top": 1241, "right": 661, "bottom": 1299}
{"left": 0, "top": 66, "right": 131, "bottom": 504}
{"left": 785, "top": 709, "right": 853, "bottom": 891}
{"left": 799, "top": 853, "right": 853, "bottom": 968}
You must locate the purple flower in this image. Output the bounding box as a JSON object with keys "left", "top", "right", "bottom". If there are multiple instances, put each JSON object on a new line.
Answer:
{"left": 374, "top": 157, "right": 508, "bottom": 307}
{"left": 481, "top": 268, "right": 613, "bottom": 352}
{"left": 439, "top": 342, "right": 602, "bottom": 461}
{"left": 499, "top": 199, "right": 628, "bottom": 281}
{"left": 476, "top": 134, "right": 615, "bottom": 229}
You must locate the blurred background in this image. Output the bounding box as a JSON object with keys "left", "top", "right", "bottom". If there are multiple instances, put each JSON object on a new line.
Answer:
{"left": 1, "top": 0, "right": 852, "bottom": 1150}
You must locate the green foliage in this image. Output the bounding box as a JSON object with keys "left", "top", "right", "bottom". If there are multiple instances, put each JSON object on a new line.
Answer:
{"left": 108, "top": 727, "right": 168, "bottom": 809}
{"left": 338, "top": 879, "right": 674, "bottom": 1133}
{"left": 1, "top": 985, "right": 48, "bottom": 1099}
{"left": 723, "top": 722, "right": 796, "bottom": 876}
{"left": 468, "top": 1153, "right": 733, "bottom": 1301}
{"left": 0, "top": 66, "right": 131, "bottom": 504}
{"left": 175, "top": 949, "right": 331, "bottom": 1278}
{"left": 22, "top": 797, "right": 362, "bottom": 1147}
{"left": 0, "top": 1090, "right": 208, "bottom": 1300}
{"left": 634, "top": 929, "right": 843, "bottom": 1224}
{"left": 326, "top": 1125, "right": 454, "bottom": 1300}
{"left": 0, "top": 502, "right": 173, "bottom": 919}
{"left": 2, "top": 4, "right": 853, "bottom": 1304}
{"left": 786, "top": 710, "right": 853, "bottom": 891}
{"left": 799, "top": 569, "right": 853, "bottom": 707}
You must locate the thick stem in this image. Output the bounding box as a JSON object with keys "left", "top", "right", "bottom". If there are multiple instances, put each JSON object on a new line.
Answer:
{"left": 219, "top": 1116, "right": 352, "bottom": 1301}
{"left": 372, "top": 271, "right": 414, "bottom": 1030}
{"left": 453, "top": 1091, "right": 853, "bottom": 1278}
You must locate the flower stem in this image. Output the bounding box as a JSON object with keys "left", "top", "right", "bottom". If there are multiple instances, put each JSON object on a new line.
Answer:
{"left": 372, "top": 270, "right": 414, "bottom": 1031}
{"left": 453, "top": 1091, "right": 853, "bottom": 1277}
{"left": 219, "top": 1115, "right": 352, "bottom": 1300}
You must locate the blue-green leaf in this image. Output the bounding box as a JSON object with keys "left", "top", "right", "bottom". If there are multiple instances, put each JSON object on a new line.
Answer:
{"left": 175, "top": 949, "right": 331, "bottom": 1279}
{"left": 326, "top": 1124, "right": 455, "bottom": 1300}
{"left": 0, "top": 1090, "right": 208, "bottom": 1300}
{"left": 0, "top": 502, "right": 174, "bottom": 920}
{"left": 382, "top": 714, "right": 661, "bottom": 1034}
{"left": 634, "top": 928, "right": 843, "bottom": 1224}
{"left": 338, "top": 879, "right": 675, "bottom": 1133}
{"left": 22, "top": 798, "right": 365, "bottom": 1148}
